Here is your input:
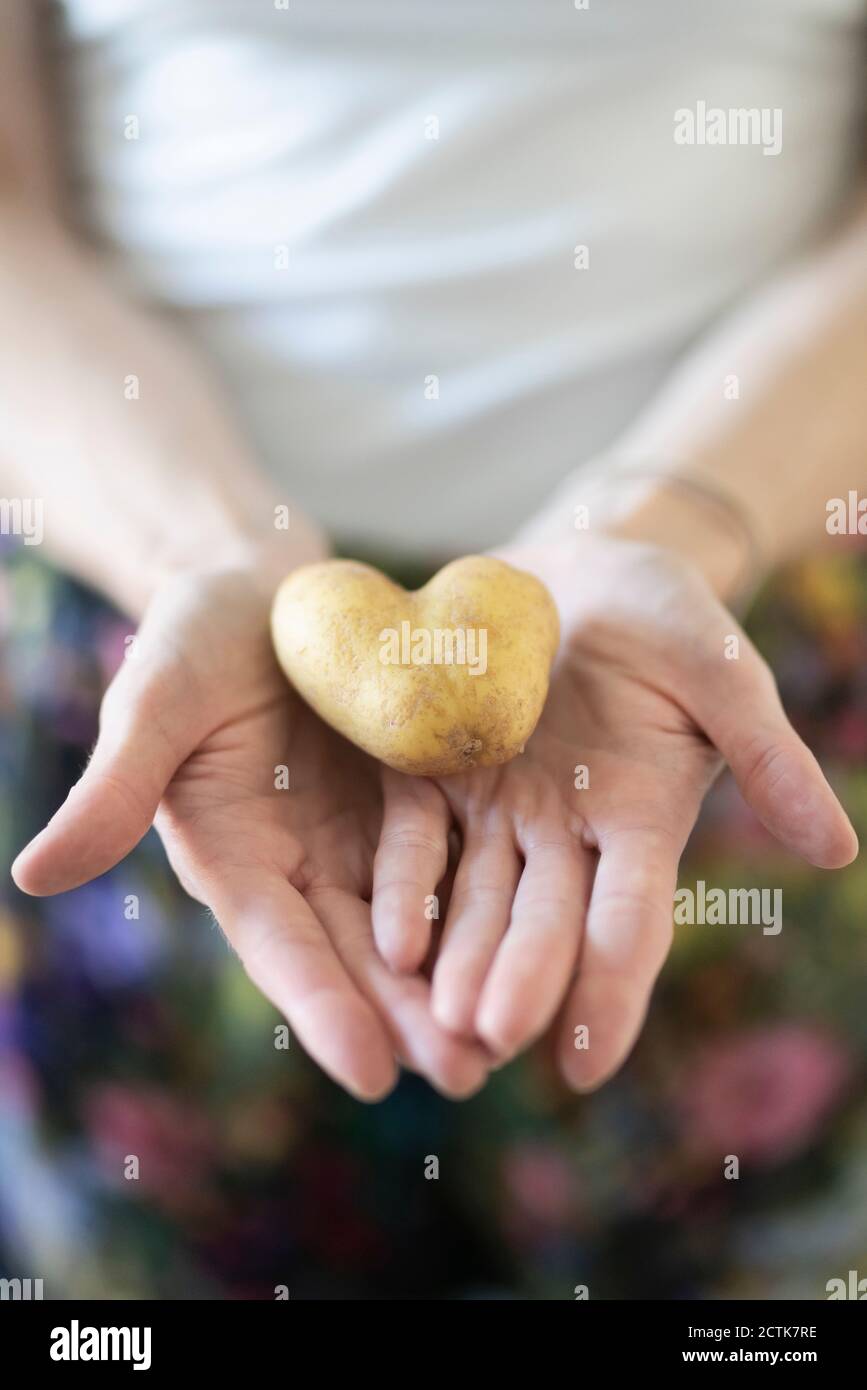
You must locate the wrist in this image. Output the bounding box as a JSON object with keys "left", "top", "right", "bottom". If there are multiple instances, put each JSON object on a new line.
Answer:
{"left": 603, "top": 480, "right": 754, "bottom": 602}
{"left": 134, "top": 511, "right": 330, "bottom": 618}
{"left": 512, "top": 468, "right": 762, "bottom": 606}
{"left": 494, "top": 516, "right": 748, "bottom": 637}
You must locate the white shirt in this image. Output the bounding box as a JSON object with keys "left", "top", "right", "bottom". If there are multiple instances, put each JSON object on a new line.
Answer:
{"left": 53, "top": 0, "right": 866, "bottom": 554}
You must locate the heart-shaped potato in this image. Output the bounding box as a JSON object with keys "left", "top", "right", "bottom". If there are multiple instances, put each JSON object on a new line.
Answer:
{"left": 271, "top": 555, "right": 560, "bottom": 776}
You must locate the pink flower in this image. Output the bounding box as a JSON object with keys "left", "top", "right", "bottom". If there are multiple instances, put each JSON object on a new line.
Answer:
{"left": 502, "top": 1141, "right": 575, "bottom": 1224}
{"left": 680, "top": 1024, "right": 851, "bottom": 1167}
{"left": 85, "top": 1084, "right": 215, "bottom": 1205}
{"left": 833, "top": 708, "right": 867, "bottom": 760}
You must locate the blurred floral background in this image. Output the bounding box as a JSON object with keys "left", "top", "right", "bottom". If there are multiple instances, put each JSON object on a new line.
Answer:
{"left": 0, "top": 544, "right": 865, "bottom": 1300}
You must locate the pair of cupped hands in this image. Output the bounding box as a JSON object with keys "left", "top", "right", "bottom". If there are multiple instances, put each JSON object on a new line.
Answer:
{"left": 12, "top": 534, "right": 858, "bottom": 1100}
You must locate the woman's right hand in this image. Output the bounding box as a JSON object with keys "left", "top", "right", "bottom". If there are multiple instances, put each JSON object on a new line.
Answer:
{"left": 12, "top": 567, "right": 490, "bottom": 1101}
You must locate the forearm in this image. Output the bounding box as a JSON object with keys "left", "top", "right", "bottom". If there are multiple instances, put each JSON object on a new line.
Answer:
{"left": 0, "top": 199, "right": 326, "bottom": 617}
{"left": 516, "top": 196, "right": 867, "bottom": 602}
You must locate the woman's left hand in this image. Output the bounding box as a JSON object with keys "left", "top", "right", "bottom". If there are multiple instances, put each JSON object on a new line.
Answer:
{"left": 371, "top": 535, "right": 858, "bottom": 1090}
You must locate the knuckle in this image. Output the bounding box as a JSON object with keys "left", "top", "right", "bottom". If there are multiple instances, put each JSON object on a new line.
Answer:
{"left": 95, "top": 767, "right": 154, "bottom": 824}
{"left": 450, "top": 881, "right": 513, "bottom": 912}
{"left": 377, "top": 827, "right": 445, "bottom": 861}
{"left": 740, "top": 736, "right": 789, "bottom": 798}
{"left": 238, "top": 913, "right": 292, "bottom": 978}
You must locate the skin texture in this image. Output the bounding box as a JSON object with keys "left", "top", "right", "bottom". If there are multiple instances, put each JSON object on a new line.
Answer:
{"left": 2, "top": 4, "right": 863, "bottom": 1100}
{"left": 371, "top": 536, "right": 859, "bottom": 1087}
{"left": 271, "top": 556, "right": 560, "bottom": 776}
{"left": 13, "top": 541, "right": 857, "bottom": 1103}
{"left": 12, "top": 571, "right": 491, "bottom": 1102}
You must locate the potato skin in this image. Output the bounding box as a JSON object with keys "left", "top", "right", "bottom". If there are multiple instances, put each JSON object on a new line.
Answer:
{"left": 270, "top": 555, "right": 560, "bottom": 776}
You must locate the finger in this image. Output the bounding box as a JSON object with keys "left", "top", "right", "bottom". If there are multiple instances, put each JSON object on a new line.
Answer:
{"left": 12, "top": 650, "right": 194, "bottom": 896}
{"left": 214, "top": 871, "right": 398, "bottom": 1102}
{"left": 476, "top": 827, "right": 594, "bottom": 1060}
{"left": 557, "top": 825, "right": 680, "bottom": 1092}
{"left": 371, "top": 770, "right": 450, "bottom": 973}
{"left": 431, "top": 827, "right": 521, "bottom": 1038}
{"left": 688, "top": 635, "right": 858, "bottom": 869}
{"left": 312, "top": 885, "right": 490, "bottom": 1099}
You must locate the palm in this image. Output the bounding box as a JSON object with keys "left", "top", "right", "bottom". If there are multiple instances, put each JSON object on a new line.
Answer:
{"left": 432, "top": 635, "right": 717, "bottom": 1080}
{"left": 15, "top": 571, "right": 488, "bottom": 1100}
{"left": 158, "top": 684, "right": 380, "bottom": 907}
{"left": 531, "top": 613, "right": 723, "bottom": 847}
{"left": 372, "top": 538, "right": 857, "bottom": 1091}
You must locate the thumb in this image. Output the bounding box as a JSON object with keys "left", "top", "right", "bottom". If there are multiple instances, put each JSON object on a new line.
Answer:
{"left": 689, "top": 637, "right": 858, "bottom": 870}
{"left": 13, "top": 648, "right": 195, "bottom": 896}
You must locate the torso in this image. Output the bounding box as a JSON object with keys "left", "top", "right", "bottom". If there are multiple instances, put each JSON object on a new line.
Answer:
{"left": 51, "top": 0, "right": 867, "bottom": 552}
